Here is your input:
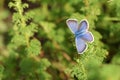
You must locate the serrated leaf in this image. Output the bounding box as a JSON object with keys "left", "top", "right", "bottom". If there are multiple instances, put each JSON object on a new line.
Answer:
{"left": 26, "top": 39, "right": 41, "bottom": 55}
{"left": 22, "top": 3, "right": 29, "bottom": 9}
{"left": 38, "top": 59, "right": 51, "bottom": 71}
{"left": 20, "top": 23, "right": 37, "bottom": 37}
{"left": 11, "top": 34, "right": 26, "bottom": 46}
{"left": 19, "top": 58, "right": 37, "bottom": 74}
{"left": 40, "top": 21, "right": 56, "bottom": 39}
{"left": 8, "top": 2, "right": 15, "bottom": 8}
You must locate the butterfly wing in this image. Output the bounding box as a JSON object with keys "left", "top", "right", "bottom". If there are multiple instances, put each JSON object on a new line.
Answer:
{"left": 75, "top": 37, "right": 87, "bottom": 54}
{"left": 78, "top": 19, "right": 89, "bottom": 31}
{"left": 82, "top": 31, "right": 94, "bottom": 43}
{"left": 66, "top": 19, "right": 78, "bottom": 34}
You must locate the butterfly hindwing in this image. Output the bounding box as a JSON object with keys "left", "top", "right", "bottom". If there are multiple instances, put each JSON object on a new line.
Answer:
{"left": 66, "top": 19, "right": 78, "bottom": 34}
{"left": 75, "top": 37, "right": 87, "bottom": 54}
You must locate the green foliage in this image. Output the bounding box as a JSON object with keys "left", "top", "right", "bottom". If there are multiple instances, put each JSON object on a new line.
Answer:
{"left": 0, "top": 0, "right": 120, "bottom": 80}
{"left": 0, "top": 65, "right": 4, "bottom": 80}
{"left": 8, "top": 0, "right": 41, "bottom": 55}
{"left": 26, "top": 39, "right": 41, "bottom": 55}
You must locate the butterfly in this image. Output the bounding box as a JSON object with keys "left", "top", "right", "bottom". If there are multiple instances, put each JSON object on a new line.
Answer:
{"left": 66, "top": 19, "right": 94, "bottom": 54}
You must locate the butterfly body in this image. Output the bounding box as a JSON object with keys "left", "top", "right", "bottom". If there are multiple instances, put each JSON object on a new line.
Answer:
{"left": 75, "top": 30, "right": 86, "bottom": 38}
{"left": 66, "top": 19, "right": 94, "bottom": 54}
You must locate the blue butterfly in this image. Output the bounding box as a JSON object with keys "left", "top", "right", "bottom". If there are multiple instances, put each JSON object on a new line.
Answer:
{"left": 66, "top": 19, "right": 94, "bottom": 54}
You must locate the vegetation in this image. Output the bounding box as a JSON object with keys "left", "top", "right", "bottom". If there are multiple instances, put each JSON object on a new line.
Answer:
{"left": 0, "top": 0, "right": 120, "bottom": 80}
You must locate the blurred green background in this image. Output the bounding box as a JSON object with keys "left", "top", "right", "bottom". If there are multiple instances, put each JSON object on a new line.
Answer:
{"left": 0, "top": 0, "right": 120, "bottom": 80}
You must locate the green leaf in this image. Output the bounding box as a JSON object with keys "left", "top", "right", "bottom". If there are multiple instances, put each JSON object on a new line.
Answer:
{"left": 0, "top": 65, "right": 4, "bottom": 80}
{"left": 112, "top": 52, "right": 120, "bottom": 64}
{"left": 26, "top": 39, "right": 41, "bottom": 55}
{"left": 11, "top": 34, "right": 26, "bottom": 46}
{"left": 38, "top": 59, "right": 51, "bottom": 71}
{"left": 20, "top": 58, "right": 38, "bottom": 75}
{"left": 100, "top": 64, "right": 120, "bottom": 80}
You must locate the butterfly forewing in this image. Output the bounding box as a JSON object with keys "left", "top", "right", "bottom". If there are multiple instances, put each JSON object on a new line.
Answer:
{"left": 66, "top": 19, "right": 78, "bottom": 34}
